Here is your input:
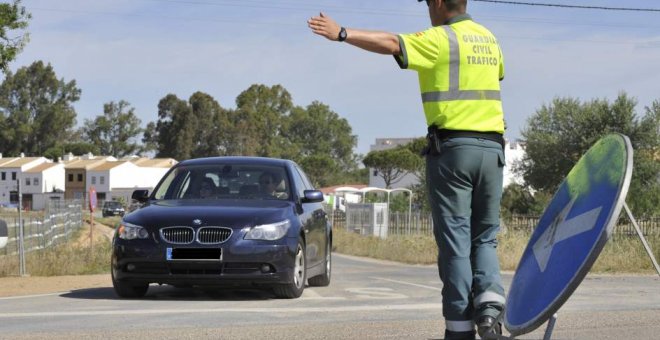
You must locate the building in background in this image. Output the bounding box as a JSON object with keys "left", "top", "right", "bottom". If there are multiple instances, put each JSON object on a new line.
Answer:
{"left": 503, "top": 140, "right": 526, "bottom": 187}
{"left": 22, "top": 162, "right": 65, "bottom": 210}
{"left": 0, "top": 155, "right": 49, "bottom": 209}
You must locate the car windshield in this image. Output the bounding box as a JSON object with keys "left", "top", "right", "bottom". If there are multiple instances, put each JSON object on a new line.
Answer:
{"left": 152, "top": 163, "right": 290, "bottom": 201}
{"left": 104, "top": 201, "right": 122, "bottom": 208}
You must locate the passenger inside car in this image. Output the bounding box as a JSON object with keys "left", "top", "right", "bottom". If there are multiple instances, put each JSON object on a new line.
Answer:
{"left": 199, "top": 178, "right": 217, "bottom": 199}
{"left": 259, "top": 172, "right": 279, "bottom": 197}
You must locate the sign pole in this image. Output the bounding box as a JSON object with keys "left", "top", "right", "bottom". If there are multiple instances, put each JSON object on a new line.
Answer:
{"left": 17, "top": 179, "right": 26, "bottom": 276}
{"left": 88, "top": 187, "right": 97, "bottom": 256}
{"left": 624, "top": 203, "right": 660, "bottom": 277}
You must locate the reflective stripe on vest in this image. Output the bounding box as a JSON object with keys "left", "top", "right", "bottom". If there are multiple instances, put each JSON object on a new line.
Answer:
{"left": 420, "top": 26, "right": 501, "bottom": 103}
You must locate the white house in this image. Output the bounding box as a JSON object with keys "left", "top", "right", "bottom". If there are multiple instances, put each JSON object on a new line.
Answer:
{"left": 88, "top": 158, "right": 177, "bottom": 205}
{"left": 0, "top": 156, "right": 48, "bottom": 208}
{"left": 503, "top": 140, "right": 526, "bottom": 188}
{"left": 22, "top": 162, "right": 65, "bottom": 210}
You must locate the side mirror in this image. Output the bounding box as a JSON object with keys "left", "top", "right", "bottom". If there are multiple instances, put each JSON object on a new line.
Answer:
{"left": 131, "top": 189, "right": 150, "bottom": 203}
{"left": 301, "top": 190, "right": 324, "bottom": 203}
{"left": 0, "top": 219, "right": 7, "bottom": 249}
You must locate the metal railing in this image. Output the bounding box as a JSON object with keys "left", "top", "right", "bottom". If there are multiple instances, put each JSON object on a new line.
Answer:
{"left": 0, "top": 200, "right": 84, "bottom": 257}
{"left": 331, "top": 209, "right": 659, "bottom": 238}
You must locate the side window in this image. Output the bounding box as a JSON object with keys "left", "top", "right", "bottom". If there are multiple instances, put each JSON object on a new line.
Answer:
{"left": 289, "top": 167, "right": 306, "bottom": 199}
{"left": 295, "top": 166, "right": 314, "bottom": 190}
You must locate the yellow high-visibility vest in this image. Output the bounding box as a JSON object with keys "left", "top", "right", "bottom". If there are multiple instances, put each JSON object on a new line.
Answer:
{"left": 395, "top": 14, "right": 505, "bottom": 133}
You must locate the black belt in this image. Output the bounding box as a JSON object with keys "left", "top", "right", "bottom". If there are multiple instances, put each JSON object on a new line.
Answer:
{"left": 427, "top": 126, "right": 505, "bottom": 150}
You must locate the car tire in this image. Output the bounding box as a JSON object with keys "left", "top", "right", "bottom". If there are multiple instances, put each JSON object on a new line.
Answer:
{"left": 111, "top": 267, "right": 148, "bottom": 298}
{"left": 273, "top": 236, "right": 306, "bottom": 299}
{"left": 308, "top": 238, "right": 331, "bottom": 287}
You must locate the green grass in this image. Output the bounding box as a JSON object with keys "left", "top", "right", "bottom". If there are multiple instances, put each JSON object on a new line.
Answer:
{"left": 334, "top": 227, "right": 660, "bottom": 274}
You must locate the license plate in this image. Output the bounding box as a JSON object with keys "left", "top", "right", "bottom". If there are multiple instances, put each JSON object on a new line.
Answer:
{"left": 166, "top": 247, "right": 222, "bottom": 261}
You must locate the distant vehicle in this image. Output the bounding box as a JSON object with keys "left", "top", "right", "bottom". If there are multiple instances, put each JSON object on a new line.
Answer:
{"left": 0, "top": 202, "right": 18, "bottom": 209}
{"left": 111, "top": 156, "right": 332, "bottom": 299}
{"left": 102, "top": 201, "right": 126, "bottom": 217}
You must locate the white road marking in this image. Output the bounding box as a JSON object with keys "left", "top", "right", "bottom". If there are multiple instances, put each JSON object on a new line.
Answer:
{"left": 345, "top": 287, "right": 407, "bottom": 299}
{"left": 300, "top": 289, "right": 346, "bottom": 300}
{"left": 371, "top": 277, "right": 442, "bottom": 292}
{"left": 0, "top": 303, "right": 442, "bottom": 318}
{"left": 0, "top": 292, "right": 66, "bottom": 300}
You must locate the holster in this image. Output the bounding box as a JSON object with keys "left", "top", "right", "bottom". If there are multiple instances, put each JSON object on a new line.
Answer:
{"left": 426, "top": 126, "right": 505, "bottom": 154}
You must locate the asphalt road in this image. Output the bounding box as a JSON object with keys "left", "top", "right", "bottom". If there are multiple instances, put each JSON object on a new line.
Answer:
{"left": 0, "top": 254, "right": 659, "bottom": 339}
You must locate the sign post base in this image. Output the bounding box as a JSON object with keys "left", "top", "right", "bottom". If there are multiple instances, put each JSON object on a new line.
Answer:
{"left": 624, "top": 202, "right": 660, "bottom": 277}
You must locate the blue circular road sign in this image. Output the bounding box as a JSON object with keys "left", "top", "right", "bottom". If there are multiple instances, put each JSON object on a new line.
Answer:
{"left": 504, "top": 134, "right": 633, "bottom": 336}
{"left": 89, "top": 187, "right": 98, "bottom": 212}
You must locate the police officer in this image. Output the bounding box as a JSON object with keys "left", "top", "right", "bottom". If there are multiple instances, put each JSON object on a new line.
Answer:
{"left": 308, "top": 1, "right": 505, "bottom": 339}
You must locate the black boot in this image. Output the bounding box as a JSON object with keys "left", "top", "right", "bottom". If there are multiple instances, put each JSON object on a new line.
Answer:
{"left": 444, "top": 329, "right": 476, "bottom": 340}
{"left": 476, "top": 316, "right": 502, "bottom": 339}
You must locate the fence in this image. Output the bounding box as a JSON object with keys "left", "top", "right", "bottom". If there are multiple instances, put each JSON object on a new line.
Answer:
{"left": 331, "top": 208, "right": 660, "bottom": 239}
{"left": 0, "top": 200, "right": 84, "bottom": 256}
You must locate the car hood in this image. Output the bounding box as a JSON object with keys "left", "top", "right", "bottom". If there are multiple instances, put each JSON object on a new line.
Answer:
{"left": 124, "top": 199, "right": 296, "bottom": 229}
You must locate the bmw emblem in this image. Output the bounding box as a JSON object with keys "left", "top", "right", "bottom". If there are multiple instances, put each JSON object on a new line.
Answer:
{"left": 193, "top": 219, "right": 202, "bottom": 226}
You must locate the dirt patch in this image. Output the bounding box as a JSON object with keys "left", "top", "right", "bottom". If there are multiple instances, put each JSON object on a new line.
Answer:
{"left": 0, "top": 274, "right": 111, "bottom": 297}
{"left": 0, "top": 222, "right": 115, "bottom": 298}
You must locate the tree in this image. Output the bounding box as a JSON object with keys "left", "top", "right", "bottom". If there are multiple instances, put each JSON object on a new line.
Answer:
{"left": 363, "top": 146, "right": 421, "bottom": 188}
{"left": 44, "top": 142, "right": 100, "bottom": 161}
{"left": 140, "top": 121, "right": 158, "bottom": 155}
{"left": 149, "top": 92, "right": 233, "bottom": 160}
{"left": 286, "top": 102, "right": 358, "bottom": 185}
{"left": 152, "top": 94, "right": 195, "bottom": 160}
{"left": 517, "top": 93, "right": 660, "bottom": 215}
{"left": 0, "top": 1, "right": 30, "bottom": 71}
{"left": 233, "top": 84, "right": 294, "bottom": 157}
{"left": 82, "top": 101, "right": 143, "bottom": 157}
{"left": 0, "top": 61, "right": 80, "bottom": 156}
{"left": 500, "top": 183, "right": 550, "bottom": 218}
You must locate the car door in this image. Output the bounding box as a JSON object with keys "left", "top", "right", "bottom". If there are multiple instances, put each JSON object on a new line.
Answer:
{"left": 293, "top": 165, "right": 326, "bottom": 268}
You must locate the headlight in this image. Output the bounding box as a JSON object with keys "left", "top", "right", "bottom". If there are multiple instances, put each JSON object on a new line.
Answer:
{"left": 244, "top": 220, "right": 290, "bottom": 241}
{"left": 118, "top": 221, "right": 149, "bottom": 240}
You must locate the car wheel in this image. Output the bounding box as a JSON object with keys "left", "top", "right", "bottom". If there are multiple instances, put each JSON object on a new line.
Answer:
{"left": 273, "top": 236, "right": 306, "bottom": 299}
{"left": 308, "top": 238, "right": 331, "bottom": 287}
{"left": 111, "top": 266, "right": 148, "bottom": 298}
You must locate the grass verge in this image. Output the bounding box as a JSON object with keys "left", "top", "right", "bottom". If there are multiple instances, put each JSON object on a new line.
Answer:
{"left": 0, "top": 226, "right": 112, "bottom": 277}
{"left": 334, "top": 227, "right": 660, "bottom": 274}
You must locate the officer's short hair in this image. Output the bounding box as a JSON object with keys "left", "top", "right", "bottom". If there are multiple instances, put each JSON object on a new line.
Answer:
{"left": 444, "top": 0, "right": 467, "bottom": 12}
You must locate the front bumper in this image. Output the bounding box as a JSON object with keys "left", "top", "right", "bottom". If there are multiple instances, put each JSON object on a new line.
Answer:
{"left": 112, "top": 236, "right": 298, "bottom": 286}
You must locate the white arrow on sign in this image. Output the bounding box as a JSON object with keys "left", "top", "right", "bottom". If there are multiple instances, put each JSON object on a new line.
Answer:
{"left": 532, "top": 197, "right": 602, "bottom": 272}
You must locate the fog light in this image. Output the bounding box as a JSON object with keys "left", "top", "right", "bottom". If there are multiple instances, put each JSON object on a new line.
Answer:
{"left": 126, "top": 263, "right": 136, "bottom": 272}
{"left": 260, "top": 264, "right": 271, "bottom": 273}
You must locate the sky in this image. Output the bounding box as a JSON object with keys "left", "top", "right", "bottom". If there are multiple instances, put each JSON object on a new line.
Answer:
{"left": 10, "top": 0, "right": 660, "bottom": 155}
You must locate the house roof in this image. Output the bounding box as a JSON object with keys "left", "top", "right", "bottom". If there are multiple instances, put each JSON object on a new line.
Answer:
{"left": 131, "top": 158, "right": 177, "bottom": 168}
{"left": 318, "top": 184, "right": 368, "bottom": 195}
{"left": 0, "top": 157, "right": 19, "bottom": 167}
{"left": 64, "top": 159, "right": 107, "bottom": 170}
{"left": 90, "top": 161, "right": 129, "bottom": 171}
{"left": 0, "top": 157, "right": 44, "bottom": 168}
{"left": 24, "top": 162, "right": 60, "bottom": 173}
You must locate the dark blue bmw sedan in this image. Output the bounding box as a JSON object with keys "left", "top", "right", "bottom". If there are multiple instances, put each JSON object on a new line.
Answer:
{"left": 111, "top": 157, "right": 331, "bottom": 299}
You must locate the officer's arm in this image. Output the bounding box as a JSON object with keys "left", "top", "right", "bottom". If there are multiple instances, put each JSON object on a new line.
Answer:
{"left": 308, "top": 12, "right": 400, "bottom": 55}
